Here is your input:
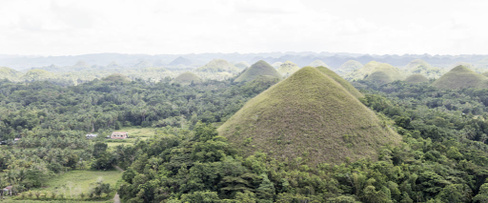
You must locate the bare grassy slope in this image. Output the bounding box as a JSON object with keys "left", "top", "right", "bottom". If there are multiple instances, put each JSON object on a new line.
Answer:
{"left": 234, "top": 60, "right": 281, "bottom": 82}
{"left": 433, "top": 65, "right": 488, "bottom": 89}
{"left": 219, "top": 67, "right": 401, "bottom": 165}
{"left": 316, "top": 66, "right": 363, "bottom": 98}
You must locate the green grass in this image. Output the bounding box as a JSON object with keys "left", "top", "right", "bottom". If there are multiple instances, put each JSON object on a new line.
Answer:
{"left": 433, "top": 65, "right": 488, "bottom": 89}
{"left": 8, "top": 170, "right": 122, "bottom": 202}
{"left": 316, "top": 66, "right": 363, "bottom": 98}
{"left": 234, "top": 60, "right": 281, "bottom": 82}
{"left": 219, "top": 67, "right": 401, "bottom": 165}
{"left": 31, "top": 170, "right": 121, "bottom": 194}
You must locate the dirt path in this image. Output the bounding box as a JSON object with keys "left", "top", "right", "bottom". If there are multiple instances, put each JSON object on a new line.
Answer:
{"left": 113, "top": 193, "right": 121, "bottom": 203}
{"left": 114, "top": 165, "right": 124, "bottom": 172}
{"left": 113, "top": 165, "right": 124, "bottom": 203}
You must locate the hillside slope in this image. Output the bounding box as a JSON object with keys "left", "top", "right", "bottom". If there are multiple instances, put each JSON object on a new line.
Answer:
{"left": 219, "top": 67, "right": 401, "bottom": 165}
{"left": 316, "top": 66, "right": 363, "bottom": 98}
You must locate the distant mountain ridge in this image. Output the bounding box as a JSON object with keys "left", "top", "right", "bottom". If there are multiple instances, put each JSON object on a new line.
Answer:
{"left": 1, "top": 52, "right": 487, "bottom": 71}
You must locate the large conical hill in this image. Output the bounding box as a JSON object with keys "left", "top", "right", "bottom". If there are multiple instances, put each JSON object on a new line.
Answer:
{"left": 172, "top": 72, "right": 202, "bottom": 85}
{"left": 234, "top": 60, "right": 281, "bottom": 82}
{"left": 219, "top": 67, "right": 401, "bottom": 165}
{"left": 316, "top": 66, "right": 363, "bottom": 98}
{"left": 433, "top": 65, "right": 488, "bottom": 89}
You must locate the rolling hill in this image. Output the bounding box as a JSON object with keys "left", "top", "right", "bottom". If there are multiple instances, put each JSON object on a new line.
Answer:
{"left": 21, "top": 69, "right": 54, "bottom": 82}
{"left": 404, "top": 59, "right": 443, "bottom": 79}
{"left": 196, "top": 59, "right": 240, "bottom": 73}
{"left": 234, "top": 61, "right": 250, "bottom": 69}
{"left": 339, "top": 60, "right": 363, "bottom": 75}
{"left": 0, "top": 67, "right": 20, "bottom": 80}
{"left": 348, "top": 61, "right": 404, "bottom": 84}
{"left": 219, "top": 67, "right": 401, "bottom": 165}
{"left": 405, "top": 74, "right": 429, "bottom": 84}
{"left": 234, "top": 60, "right": 281, "bottom": 82}
{"left": 432, "top": 65, "right": 488, "bottom": 89}
{"left": 277, "top": 61, "right": 301, "bottom": 77}
{"left": 308, "top": 60, "right": 329, "bottom": 68}
{"left": 172, "top": 72, "right": 202, "bottom": 85}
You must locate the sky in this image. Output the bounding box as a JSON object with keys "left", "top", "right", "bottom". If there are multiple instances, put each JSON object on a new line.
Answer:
{"left": 0, "top": 0, "right": 487, "bottom": 56}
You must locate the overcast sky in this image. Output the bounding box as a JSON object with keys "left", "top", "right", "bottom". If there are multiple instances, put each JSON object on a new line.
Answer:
{"left": 0, "top": 0, "right": 487, "bottom": 56}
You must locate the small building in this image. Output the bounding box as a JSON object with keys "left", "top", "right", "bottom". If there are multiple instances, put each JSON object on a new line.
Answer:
{"left": 2, "top": 186, "right": 12, "bottom": 196}
{"left": 86, "top": 134, "right": 98, "bottom": 139}
{"left": 111, "top": 132, "right": 128, "bottom": 139}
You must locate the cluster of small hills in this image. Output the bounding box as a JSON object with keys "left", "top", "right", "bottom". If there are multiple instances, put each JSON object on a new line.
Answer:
{"left": 5, "top": 55, "right": 488, "bottom": 91}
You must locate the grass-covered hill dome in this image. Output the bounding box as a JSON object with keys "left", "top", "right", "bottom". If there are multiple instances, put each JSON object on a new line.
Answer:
{"left": 433, "top": 65, "right": 488, "bottom": 89}
{"left": 172, "top": 72, "right": 202, "bottom": 85}
{"left": 196, "top": 59, "right": 240, "bottom": 73}
{"left": 0, "top": 67, "right": 20, "bottom": 79}
{"left": 234, "top": 60, "right": 281, "bottom": 83}
{"left": 277, "top": 61, "right": 301, "bottom": 77}
{"left": 405, "top": 59, "right": 442, "bottom": 79}
{"left": 219, "top": 66, "right": 401, "bottom": 165}
{"left": 308, "top": 60, "right": 329, "bottom": 68}
{"left": 339, "top": 60, "right": 363, "bottom": 74}
{"left": 405, "top": 74, "right": 429, "bottom": 84}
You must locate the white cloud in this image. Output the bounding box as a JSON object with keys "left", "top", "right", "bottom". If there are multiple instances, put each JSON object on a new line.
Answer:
{"left": 0, "top": 0, "right": 488, "bottom": 55}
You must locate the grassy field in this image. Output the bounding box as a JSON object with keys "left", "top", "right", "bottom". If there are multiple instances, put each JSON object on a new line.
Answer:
{"left": 2, "top": 199, "right": 113, "bottom": 203}
{"left": 28, "top": 170, "right": 121, "bottom": 199}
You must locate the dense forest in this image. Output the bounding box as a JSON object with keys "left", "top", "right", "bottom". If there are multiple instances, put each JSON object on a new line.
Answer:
{"left": 3, "top": 69, "right": 488, "bottom": 202}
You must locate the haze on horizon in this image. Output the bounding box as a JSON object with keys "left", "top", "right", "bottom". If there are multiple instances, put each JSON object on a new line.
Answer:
{"left": 1, "top": 0, "right": 487, "bottom": 56}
